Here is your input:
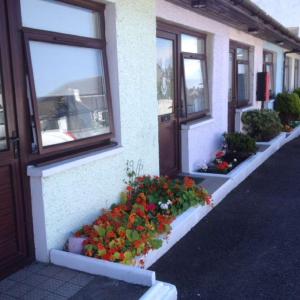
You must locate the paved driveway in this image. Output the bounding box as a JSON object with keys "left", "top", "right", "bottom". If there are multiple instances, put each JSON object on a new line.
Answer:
{"left": 151, "top": 138, "right": 300, "bottom": 299}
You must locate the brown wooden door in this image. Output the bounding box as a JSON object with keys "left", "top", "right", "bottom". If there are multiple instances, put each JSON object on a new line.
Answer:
{"left": 228, "top": 48, "right": 236, "bottom": 133}
{"left": 0, "top": 1, "right": 31, "bottom": 279}
{"left": 157, "top": 32, "right": 179, "bottom": 176}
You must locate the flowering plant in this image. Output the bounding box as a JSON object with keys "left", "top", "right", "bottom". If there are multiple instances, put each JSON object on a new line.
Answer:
{"left": 198, "top": 133, "right": 256, "bottom": 174}
{"left": 73, "top": 176, "right": 212, "bottom": 266}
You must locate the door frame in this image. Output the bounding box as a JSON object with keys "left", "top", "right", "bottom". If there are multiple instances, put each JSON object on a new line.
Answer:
{"left": 228, "top": 41, "right": 251, "bottom": 132}
{"left": 0, "top": 0, "right": 35, "bottom": 278}
{"left": 157, "top": 28, "right": 181, "bottom": 176}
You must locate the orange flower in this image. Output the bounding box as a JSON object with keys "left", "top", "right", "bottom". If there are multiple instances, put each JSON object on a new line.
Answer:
{"left": 184, "top": 177, "right": 195, "bottom": 189}
{"left": 129, "top": 213, "right": 136, "bottom": 224}
{"left": 107, "top": 231, "right": 116, "bottom": 239}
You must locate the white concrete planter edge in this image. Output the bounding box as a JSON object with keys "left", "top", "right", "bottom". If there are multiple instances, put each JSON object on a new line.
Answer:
{"left": 139, "top": 281, "right": 177, "bottom": 300}
{"left": 50, "top": 249, "right": 156, "bottom": 286}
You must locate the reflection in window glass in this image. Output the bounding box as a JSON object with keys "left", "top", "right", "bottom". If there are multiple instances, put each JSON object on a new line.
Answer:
{"left": 264, "top": 53, "right": 273, "bottom": 63}
{"left": 21, "top": 0, "right": 101, "bottom": 38}
{"left": 236, "top": 48, "right": 249, "bottom": 60}
{"left": 0, "top": 71, "right": 7, "bottom": 151}
{"left": 237, "top": 64, "right": 249, "bottom": 102}
{"left": 183, "top": 58, "right": 208, "bottom": 114}
{"left": 156, "top": 38, "right": 174, "bottom": 116}
{"left": 181, "top": 34, "right": 204, "bottom": 54}
{"left": 29, "top": 41, "right": 110, "bottom": 147}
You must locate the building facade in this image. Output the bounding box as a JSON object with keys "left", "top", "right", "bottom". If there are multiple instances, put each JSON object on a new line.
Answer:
{"left": 1, "top": 0, "right": 300, "bottom": 278}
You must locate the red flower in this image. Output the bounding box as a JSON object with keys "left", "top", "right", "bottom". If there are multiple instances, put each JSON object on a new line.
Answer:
{"left": 205, "top": 195, "right": 212, "bottom": 205}
{"left": 216, "top": 150, "right": 225, "bottom": 159}
{"left": 147, "top": 203, "right": 157, "bottom": 212}
{"left": 217, "top": 161, "right": 230, "bottom": 171}
{"left": 136, "top": 225, "right": 145, "bottom": 231}
{"left": 127, "top": 186, "right": 134, "bottom": 192}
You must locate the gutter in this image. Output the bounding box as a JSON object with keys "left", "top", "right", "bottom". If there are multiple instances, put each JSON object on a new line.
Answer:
{"left": 239, "top": 0, "right": 300, "bottom": 47}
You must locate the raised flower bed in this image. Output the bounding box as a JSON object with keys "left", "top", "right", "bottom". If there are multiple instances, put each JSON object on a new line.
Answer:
{"left": 197, "top": 133, "right": 257, "bottom": 176}
{"left": 66, "top": 176, "right": 212, "bottom": 267}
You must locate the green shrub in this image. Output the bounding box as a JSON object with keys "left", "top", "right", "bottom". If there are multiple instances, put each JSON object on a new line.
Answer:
{"left": 241, "top": 109, "right": 282, "bottom": 142}
{"left": 275, "top": 92, "right": 300, "bottom": 124}
{"left": 293, "top": 88, "right": 300, "bottom": 98}
{"left": 224, "top": 132, "right": 257, "bottom": 159}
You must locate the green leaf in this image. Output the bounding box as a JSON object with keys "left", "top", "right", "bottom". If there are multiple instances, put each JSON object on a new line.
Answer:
{"left": 97, "top": 249, "right": 106, "bottom": 257}
{"left": 149, "top": 238, "right": 163, "bottom": 249}
{"left": 131, "top": 230, "right": 140, "bottom": 241}
{"left": 113, "top": 252, "right": 121, "bottom": 260}
{"left": 94, "top": 225, "right": 106, "bottom": 238}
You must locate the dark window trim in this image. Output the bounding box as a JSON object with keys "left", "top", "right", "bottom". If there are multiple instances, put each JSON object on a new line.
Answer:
{"left": 59, "top": 0, "right": 105, "bottom": 11}
{"left": 230, "top": 41, "right": 251, "bottom": 107}
{"left": 284, "top": 57, "right": 290, "bottom": 91}
{"left": 181, "top": 53, "right": 209, "bottom": 120}
{"left": 157, "top": 20, "right": 210, "bottom": 123}
{"left": 294, "top": 59, "right": 299, "bottom": 89}
{"left": 22, "top": 1, "right": 115, "bottom": 160}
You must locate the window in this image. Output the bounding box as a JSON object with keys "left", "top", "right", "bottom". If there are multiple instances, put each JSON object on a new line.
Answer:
{"left": 284, "top": 57, "right": 291, "bottom": 92}
{"left": 231, "top": 43, "right": 250, "bottom": 107}
{"left": 294, "top": 59, "right": 300, "bottom": 89}
{"left": 157, "top": 37, "right": 175, "bottom": 116}
{"left": 157, "top": 22, "right": 209, "bottom": 122}
{"left": 21, "top": 0, "right": 114, "bottom": 156}
{"left": 263, "top": 51, "right": 275, "bottom": 98}
{"left": 181, "top": 34, "right": 209, "bottom": 118}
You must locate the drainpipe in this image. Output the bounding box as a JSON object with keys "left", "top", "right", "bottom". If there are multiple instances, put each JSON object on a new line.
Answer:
{"left": 283, "top": 50, "right": 300, "bottom": 92}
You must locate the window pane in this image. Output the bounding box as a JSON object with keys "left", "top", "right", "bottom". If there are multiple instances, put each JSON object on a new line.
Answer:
{"left": 181, "top": 34, "right": 204, "bottom": 54}
{"left": 183, "top": 58, "right": 209, "bottom": 114}
{"left": 236, "top": 48, "right": 249, "bottom": 61}
{"left": 157, "top": 38, "right": 174, "bottom": 116}
{"left": 264, "top": 53, "right": 273, "bottom": 63}
{"left": 0, "top": 72, "right": 7, "bottom": 151}
{"left": 21, "top": 0, "right": 101, "bottom": 38}
{"left": 29, "top": 41, "right": 111, "bottom": 147}
{"left": 237, "top": 63, "right": 249, "bottom": 102}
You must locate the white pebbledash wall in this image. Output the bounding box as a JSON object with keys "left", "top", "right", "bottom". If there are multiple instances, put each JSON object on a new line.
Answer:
{"left": 28, "top": 0, "right": 159, "bottom": 262}
{"left": 156, "top": 0, "right": 264, "bottom": 172}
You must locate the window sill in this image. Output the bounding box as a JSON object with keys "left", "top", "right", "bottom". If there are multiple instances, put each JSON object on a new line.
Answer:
{"left": 181, "top": 116, "right": 214, "bottom": 130}
{"left": 27, "top": 145, "right": 124, "bottom": 178}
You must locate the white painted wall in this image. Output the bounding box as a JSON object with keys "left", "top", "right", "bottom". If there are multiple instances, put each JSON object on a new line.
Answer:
{"left": 156, "top": 0, "right": 264, "bottom": 172}
{"left": 28, "top": 0, "right": 159, "bottom": 262}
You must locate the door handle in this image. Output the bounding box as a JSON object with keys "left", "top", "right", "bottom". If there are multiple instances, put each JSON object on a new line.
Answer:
{"left": 10, "top": 135, "right": 20, "bottom": 159}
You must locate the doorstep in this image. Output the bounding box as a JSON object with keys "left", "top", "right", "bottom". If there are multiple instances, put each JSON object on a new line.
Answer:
{"left": 0, "top": 262, "right": 152, "bottom": 300}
